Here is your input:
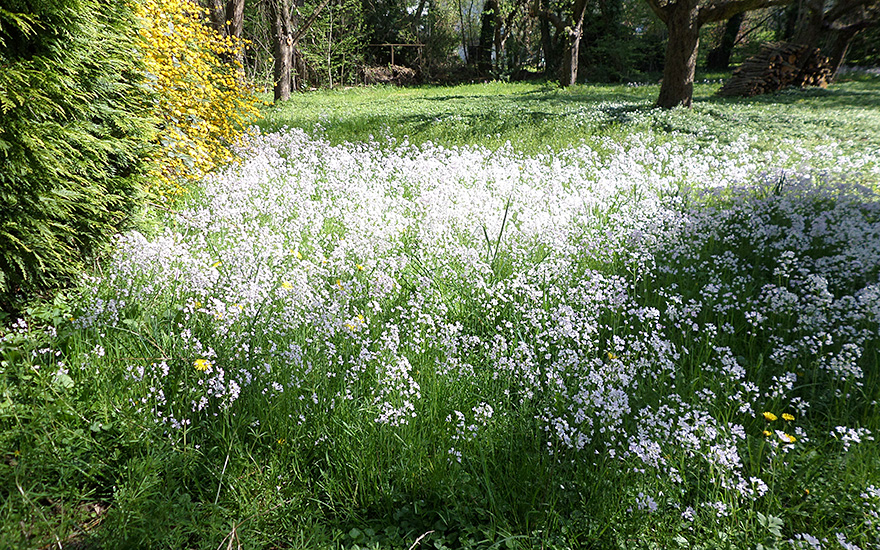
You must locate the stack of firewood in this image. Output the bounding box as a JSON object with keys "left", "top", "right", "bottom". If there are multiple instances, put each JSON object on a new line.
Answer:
{"left": 717, "top": 42, "right": 833, "bottom": 97}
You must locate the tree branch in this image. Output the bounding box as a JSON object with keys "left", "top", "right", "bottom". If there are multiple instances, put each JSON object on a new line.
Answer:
{"left": 291, "top": 0, "right": 333, "bottom": 44}
{"left": 643, "top": 0, "right": 670, "bottom": 24}
{"left": 698, "top": 0, "right": 794, "bottom": 25}
{"left": 826, "top": 0, "right": 878, "bottom": 24}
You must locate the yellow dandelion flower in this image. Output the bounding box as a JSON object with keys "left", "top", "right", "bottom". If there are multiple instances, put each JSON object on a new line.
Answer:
{"left": 356, "top": 264, "right": 365, "bottom": 271}
{"left": 194, "top": 358, "right": 212, "bottom": 371}
{"left": 607, "top": 351, "right": 618, "bottom": 360}
{"left": 281, "top": 281, "right": 294, "bottom": 290}
{"left": 782, "top": 413, "right": 795, "bottom": 421}
{"left": 762, "top": 430, "right": 772, "bottom": 437}
{"left": 763, "top": 412, "right": 778, "bottom": 422}
{"left": 336, "top": 279, "right": 343, "bottom": 290}
{"left": 211, "top": 260, "right": 222, "bottom": 268}
{"left": 781, "top": 433, "right": 796, "bottom": 444}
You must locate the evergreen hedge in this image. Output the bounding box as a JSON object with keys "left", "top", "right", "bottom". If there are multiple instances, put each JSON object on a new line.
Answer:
{"left": 0, "top": 0, "right": 154, "bottom": 314}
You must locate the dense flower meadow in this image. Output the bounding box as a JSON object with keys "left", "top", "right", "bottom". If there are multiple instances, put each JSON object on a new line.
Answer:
{"left": 67, "top": 128, "right": 880, "bottom": 547}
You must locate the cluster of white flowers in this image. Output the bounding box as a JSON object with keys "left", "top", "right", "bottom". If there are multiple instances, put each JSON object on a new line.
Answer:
{"left": 72, "top": 127, "right": 880, "bottom": 527}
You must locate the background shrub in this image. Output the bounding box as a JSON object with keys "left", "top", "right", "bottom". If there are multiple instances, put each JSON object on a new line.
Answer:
{"left": 0, "top": 0, "right": 154, "bottom": 316}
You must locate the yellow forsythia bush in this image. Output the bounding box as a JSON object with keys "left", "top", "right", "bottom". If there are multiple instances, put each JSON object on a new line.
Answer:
{"left": 135, "top": 0, "right": 261, "bottom": 201}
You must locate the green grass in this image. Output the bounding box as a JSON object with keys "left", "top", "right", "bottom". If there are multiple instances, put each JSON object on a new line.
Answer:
{"left": 2, "top": 76, "right": 880, "bottom": 549}
{"left": 257, "top": 76, "right": 880, "bottom": 153}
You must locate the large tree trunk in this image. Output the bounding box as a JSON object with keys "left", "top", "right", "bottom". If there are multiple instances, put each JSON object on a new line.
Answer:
{"left": 706, "top": 12, "right": 744, "bottom": 69}
{"left": 270, "top": 0, "right": 293, "bottom": 102}
{"left": 657, "top": 5, "right": 701, "bottom": 108}
{"left": 560, "top": 0, "right": 588, "bottom": 86}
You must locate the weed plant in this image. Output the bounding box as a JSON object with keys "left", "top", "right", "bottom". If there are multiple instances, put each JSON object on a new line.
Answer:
{"left": 2, "top": 79, "right": 880, "bottom": 549}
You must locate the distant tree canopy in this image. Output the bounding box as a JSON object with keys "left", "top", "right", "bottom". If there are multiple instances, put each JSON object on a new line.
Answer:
{"left": 245, "top": 0, "right": 878, "bottom": 107}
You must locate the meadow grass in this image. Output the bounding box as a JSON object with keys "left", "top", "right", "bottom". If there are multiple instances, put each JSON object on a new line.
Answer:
{"left": 2, "top": 77, "right": 880, "bottom": 549}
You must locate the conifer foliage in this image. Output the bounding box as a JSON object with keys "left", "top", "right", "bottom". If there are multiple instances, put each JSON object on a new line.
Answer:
{"left": 0, "top": 0, "right": 155, "bottom": 314}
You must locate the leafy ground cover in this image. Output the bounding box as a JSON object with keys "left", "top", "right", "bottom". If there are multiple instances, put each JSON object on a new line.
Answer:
{"left": 2, "top": 78, "right": 880, "bottom": 549}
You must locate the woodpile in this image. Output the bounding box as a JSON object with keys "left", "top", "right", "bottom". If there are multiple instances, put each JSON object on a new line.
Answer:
{"left": 361, "top": 64, "right": 418, "bottom": 86}
{"left": 717, "top": 42, "right": 834, "bottom": 97}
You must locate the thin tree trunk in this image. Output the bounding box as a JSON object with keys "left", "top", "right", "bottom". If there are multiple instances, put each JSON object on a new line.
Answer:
{"left": 537, "top": 0, "right": 556, "bottom": 74}
{"left": 560, "top": 0, "right": 588, "bottom": 86}
{"left": 478, "top": 0, "right": 498, "bottom": 73}
{"left": 657, "top": 5, "right": 701, "bottom": 108}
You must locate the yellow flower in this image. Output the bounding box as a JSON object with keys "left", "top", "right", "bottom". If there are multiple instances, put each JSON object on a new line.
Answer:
{"left": 211, "top": 260, "right": 222, "bottom": 268}
{"left": 356, "top": 263, "right": 365, "bottom": 271}
{"left": 762, "top": 430, "right": 772, "bottom": 437}
{"left": 336, "top": 279, "right": 343, "bottom": 290}
{"left": 194, "top": 358, "right": 212, "bottom": 371}
{"left": 606, "top": 351, "right": 618, "bottom": 360}
{"left": 781, "top": 433, "right": 796, "bottom": 444}
{"left": 281, "top": 281, "right": 294, "bottom": 290}
{"left": 763, "top": 412, "right": 778, "bottom": 422}
{"left": 782, "top": 413, "right": 795, "bottom": 421}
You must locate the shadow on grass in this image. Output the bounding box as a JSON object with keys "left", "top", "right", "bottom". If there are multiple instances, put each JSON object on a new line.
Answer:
{"left": 256, "top": 78, "right": 880, "bottom": 148}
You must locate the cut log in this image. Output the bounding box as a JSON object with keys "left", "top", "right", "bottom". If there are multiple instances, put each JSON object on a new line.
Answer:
{"left": 717, "top": 42, "right": 833, "bottom": 97}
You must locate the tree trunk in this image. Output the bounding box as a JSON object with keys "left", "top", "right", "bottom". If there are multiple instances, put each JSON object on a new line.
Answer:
{"left": 827, "top": 26, "right": 861, "bottom": 80}
{"left": 706, "top": 12, "right": 744, "bottom": 69}
{"left": 270, "top": 0, "right": 293, "bottom": 102}
{"left": 537, "top": 0, "right": 557, "bottom": 74}
{"left": 792, "top": 0, "right": 825, "bottom": 49}
{"left": 560, "top": 0, "right": 588, "bottom": 86}
{"left": 210, "top": 0, "right": 245, "bottom": 67}
{"left": 656, "top": 5, "right": 701, "bottom": 108}
{"left": 478, "top": 0, "right": 498, "bottom": 74}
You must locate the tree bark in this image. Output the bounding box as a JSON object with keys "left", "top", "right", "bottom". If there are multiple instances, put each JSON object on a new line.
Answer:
{"left": 560, "top": 0, "right": 588, "bottom": 86}
{"left": 210, "top": 0, "right": 245, "bottom": 67}
{"left": 270, "top": 0, "right": 293, "bottom": 102}
{"left": 827, "top": 26, "right": 859, "bottom": 77}
{"left": 656, "top": 4, "right": 701, "bottom": 108}
{"left": 706, "top": 12, "right": 744, "bottom": 69}
{"left": 478, "top": 0, "right": 498, "bottom": 73}
{"left": 644, "top": 0, "right": 794, "bottom": 108}
{"left": 792, "top": 0, "right": 825, "bottom": 48}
